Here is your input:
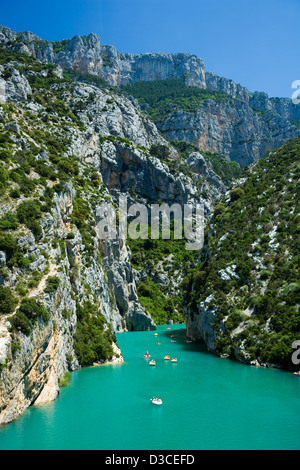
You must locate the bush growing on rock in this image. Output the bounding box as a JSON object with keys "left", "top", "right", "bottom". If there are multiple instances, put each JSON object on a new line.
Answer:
{"left": 45, "top": 276, "right": 61, "bottom": 294}
{"left": 230, "top": 187, "right": 245, "bottom": 202}
{"left": 0, "top": 286, "right": 18, "bottom": 315}
{"left": 19, "top": 298, "right": 49, "bottom": 322}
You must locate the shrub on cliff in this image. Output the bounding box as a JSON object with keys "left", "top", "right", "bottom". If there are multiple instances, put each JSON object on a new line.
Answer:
{"left": 9, "top": 300, "right": 49, "bottom": 336}
{"left": 16, "top": 200, "right": 43, "bottom": 239}
{"left": 44, "top": 276, "right": 61, "bottom": 294}
{"left": 0, "top": 286, "right": 18, "bottom": 315}
{"left": 18, "top": 299, "right": 49, "bottom": 323}
{"left": 74, "top": 302, "right": 115, "bottom": 366}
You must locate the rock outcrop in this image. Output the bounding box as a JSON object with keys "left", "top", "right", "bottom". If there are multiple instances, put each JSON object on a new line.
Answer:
{"left": 1, "top": 24, "right": 299, "bottom": 166}
{"left": 156, "top": 97, "right": 300, "bottom": 167}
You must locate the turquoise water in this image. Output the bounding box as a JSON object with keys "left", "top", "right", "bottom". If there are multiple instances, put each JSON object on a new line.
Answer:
{"left": 0, "top": 324, "right": 300, "bottom": 450}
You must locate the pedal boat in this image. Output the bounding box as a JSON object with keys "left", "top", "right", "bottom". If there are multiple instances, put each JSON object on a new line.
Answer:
{"left": 150, "top": 398, "right": 163, "bottom": 405}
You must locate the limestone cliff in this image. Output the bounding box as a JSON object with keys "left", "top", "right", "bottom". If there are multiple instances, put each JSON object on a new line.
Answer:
{"left": 1, "top": 24, "right": 299, "bottom": 167}
{"left": 0, "top": 40, "right": 222, "bottom": 424}
{"left": 156, "top": 97, "right": 299, "bottom": 167}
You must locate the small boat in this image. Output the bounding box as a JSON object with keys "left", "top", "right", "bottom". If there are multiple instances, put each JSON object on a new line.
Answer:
{"left": 154, "top": 333, "right": 158, "bottom": 336}
{"left": 149, "top": 360, "right": 156, "bottom": 366}
{"left": 171, "top": 358, "right": 177, "bottom": 363}
{"left": 164, "top": 355, "right": 170, "bottom": 360}
{"left": 293, "top": 372, "right": 300, "bottom": 376}
{"left": 150, "top": 398, "right": 163, "bottom": 405}
{"left": 185, "top": 340, "right": 193, "bottom": 344}
{"left": 157, "top": 342, "right": 161, "bottom": 345}
{"left": 143, "top": 351, "right": 151, "bottom": 359}
{"left": 170, "top": 340, "right": 177, "bottom": 343}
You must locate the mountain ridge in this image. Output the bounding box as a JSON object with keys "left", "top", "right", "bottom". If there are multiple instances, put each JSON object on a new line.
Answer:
{"left": 1, "top": 24, "right": 299, "bottom": 166}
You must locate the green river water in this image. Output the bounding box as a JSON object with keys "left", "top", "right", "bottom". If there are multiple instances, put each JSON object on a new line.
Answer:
{"left": 0, "top": 324, "right": 299, "bottom": 450}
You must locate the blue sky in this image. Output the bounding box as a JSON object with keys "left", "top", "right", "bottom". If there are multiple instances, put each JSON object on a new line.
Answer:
{"left": 0, "top": 0, "right": 299, "bottom": 98}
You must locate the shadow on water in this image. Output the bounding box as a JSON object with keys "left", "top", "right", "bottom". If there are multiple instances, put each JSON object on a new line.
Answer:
{"left": 159, "top": 324, "right": 212, "bottom": 356}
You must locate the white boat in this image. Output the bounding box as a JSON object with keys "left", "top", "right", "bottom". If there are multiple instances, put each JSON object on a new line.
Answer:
{"left": 150, "top": 398, "right": 163, "bottom": 405}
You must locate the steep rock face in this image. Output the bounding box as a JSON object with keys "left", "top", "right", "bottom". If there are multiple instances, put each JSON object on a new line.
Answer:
{"left": 55, "top": 33, "right": 102, "bottom": 76}
{"left": 0, "top": 26, "right": 206, "bottom": 88}
{"left": 250, "top": 92, "right": 300, "bottom": 121}
{"left": 0, "top": 177, "right": 133, "bottom": 424}
{"left": 114, "top": 52, "right": 206, "bottom": 88}
{"left": 99, "top": 141, "right": 188, "bottom": 204}
{"left": 156, "top": 98, "right": 300, "bottom": 167}
{"left": 1, "top": 24, "right": 299, "bottom": 166}
{"left": 0, "top": 65, "right": 32, "bottom": 103}
{"left": 1, "top": 27, "right": 197, "bottom": 85}
{"left": 54, "top": 35, "right": 206, "bottom": 88}
{"left": 205, "top": 71, "right": 251, "bottom": 103}
{"left": 186, "top": 152, "right": 224, "bottom": 190}
{"left": 186, "top": 302, "right": 217, "bottom": 352}
{"left": 66, "top": 82, "right": 176, "bottom": 154}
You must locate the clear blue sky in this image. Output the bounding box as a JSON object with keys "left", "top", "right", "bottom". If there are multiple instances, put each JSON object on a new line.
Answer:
{"left": 0, "top": 0, "right": 299, "bottom": 98}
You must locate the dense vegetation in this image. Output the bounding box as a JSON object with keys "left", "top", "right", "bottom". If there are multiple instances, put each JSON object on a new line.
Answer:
{"left": 128, "top": 229, "right": 199, "bottom": 325}
{"left": 121, "top": 78, "right": 231, "bottom": 122}
{"left": 183, "top": 137, "right": 300, "bottom": 367}
{"left": 74, "top": 302, "right": 116, "bottom": 366}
